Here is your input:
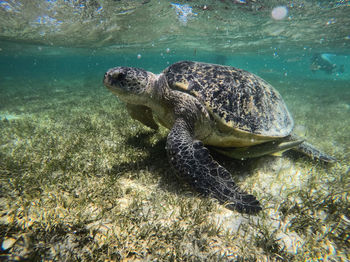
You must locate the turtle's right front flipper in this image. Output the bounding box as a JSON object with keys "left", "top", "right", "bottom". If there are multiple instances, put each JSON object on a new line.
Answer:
{"left": 166, "top": 118, "right": 261, "bottom": 214}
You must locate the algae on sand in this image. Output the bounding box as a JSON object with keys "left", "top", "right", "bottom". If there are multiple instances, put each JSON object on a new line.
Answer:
{"left": 0, "top": 77, "right": 349, "bottom": 261}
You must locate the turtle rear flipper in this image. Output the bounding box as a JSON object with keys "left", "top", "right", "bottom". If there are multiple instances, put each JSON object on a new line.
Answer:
{"left": 212, "top": 138, "right": 304, "bottom": 159}
{"left": 288, "top": 135, "right": 337, "bottom": 163}
{"left": 166, "top": 118, "right": 262, "bottom": 214}
{"left": 294, "top": 141, "right": 337, "bottom": 163}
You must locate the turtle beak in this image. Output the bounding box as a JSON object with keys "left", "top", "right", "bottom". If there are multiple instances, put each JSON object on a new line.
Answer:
{"left": 103, "top": 72, "right": 109, "bottom": 86}
{"left": 103, "top": 70, "right": 111, "bottom": 88}
{"left": 103, "top": 68, "right": 122, "bottom": 90}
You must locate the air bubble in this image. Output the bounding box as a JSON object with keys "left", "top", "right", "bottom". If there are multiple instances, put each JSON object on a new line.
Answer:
{"left": 271, "top": 6, "right": 288, "bottom": 20}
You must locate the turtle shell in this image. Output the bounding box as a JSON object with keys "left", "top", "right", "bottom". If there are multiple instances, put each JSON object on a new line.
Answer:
{"left": 163, "top": 61, "right": 293, "bottom": 137}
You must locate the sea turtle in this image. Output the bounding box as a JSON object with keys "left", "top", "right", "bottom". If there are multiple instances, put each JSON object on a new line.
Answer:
{"left": 103, "top": 61, "right": 336, "bottom": 213}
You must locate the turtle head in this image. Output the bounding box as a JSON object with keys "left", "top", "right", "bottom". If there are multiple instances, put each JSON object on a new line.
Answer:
{"left": 103, "top": 67, "right": 155, "bottom": 103}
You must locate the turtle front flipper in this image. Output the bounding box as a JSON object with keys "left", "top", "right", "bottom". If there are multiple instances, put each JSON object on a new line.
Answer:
{"left": 126, "top": 103, "right": 158, "bottom": 130}
{"left": 166, "top": 118, "right": 262, "bottom": 213}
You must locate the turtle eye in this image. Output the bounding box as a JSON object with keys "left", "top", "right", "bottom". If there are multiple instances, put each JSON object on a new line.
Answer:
{"left": 116, "top": 72, "right": 126, "bottom": 81}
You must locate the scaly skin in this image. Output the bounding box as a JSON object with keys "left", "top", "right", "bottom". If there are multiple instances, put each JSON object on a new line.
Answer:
{"left": 166, "top": 118, "right": 262, "bottom": 213}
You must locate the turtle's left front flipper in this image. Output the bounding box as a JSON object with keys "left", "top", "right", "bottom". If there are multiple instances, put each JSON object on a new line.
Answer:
{"left": 166, "top": 118, "right": 262, "bottom": 214}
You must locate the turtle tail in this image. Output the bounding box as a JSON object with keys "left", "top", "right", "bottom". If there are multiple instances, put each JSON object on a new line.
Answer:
{"left": 166, "top": 118, "right": 262, "bottom": 214}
